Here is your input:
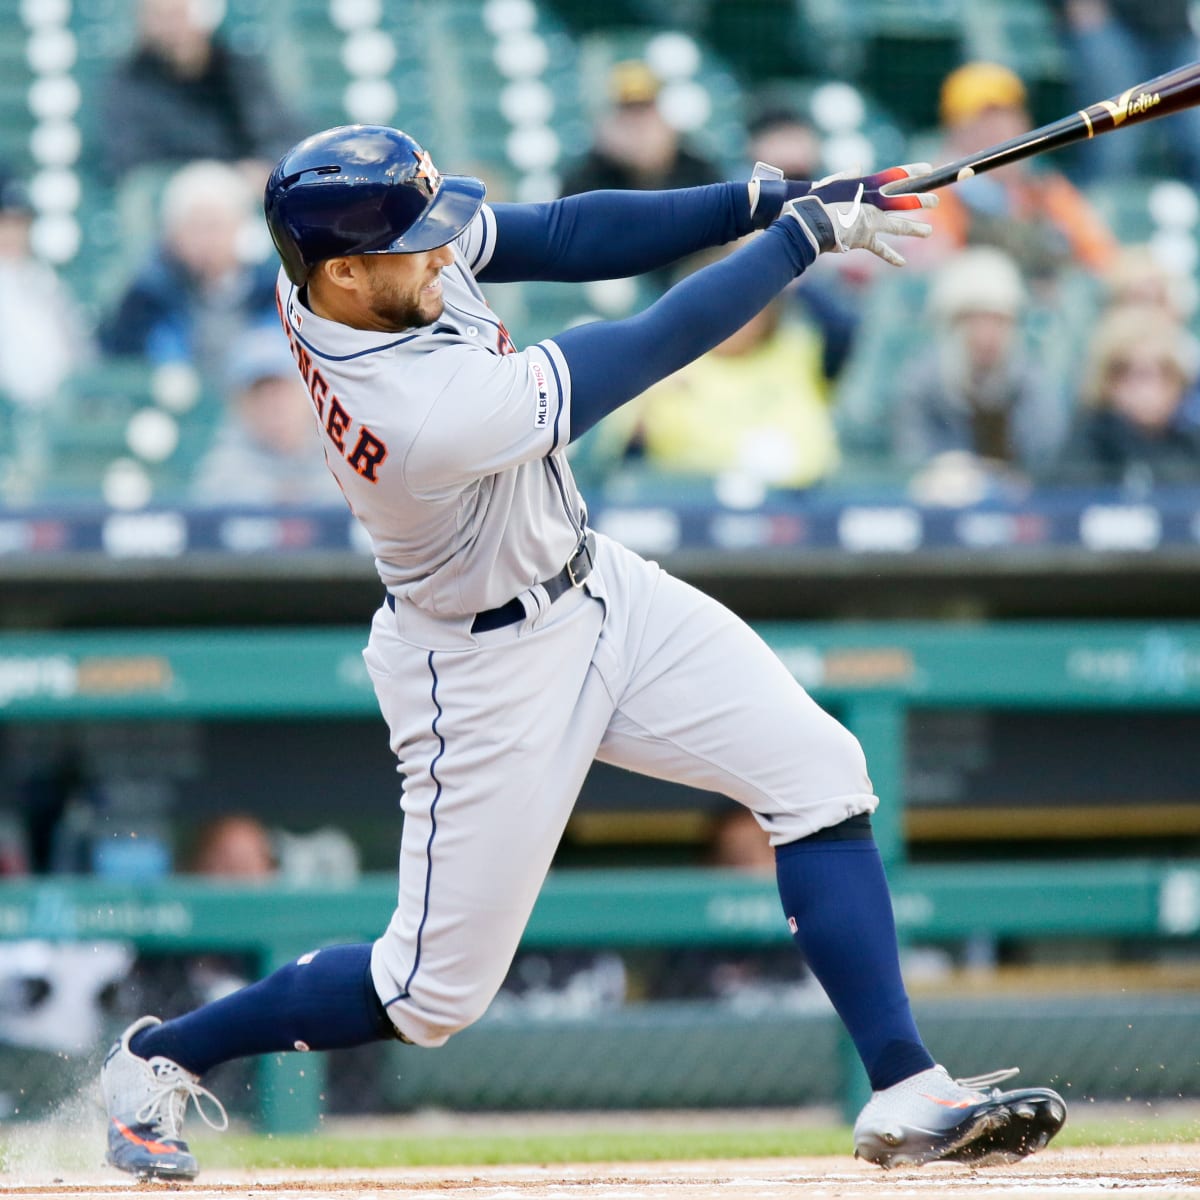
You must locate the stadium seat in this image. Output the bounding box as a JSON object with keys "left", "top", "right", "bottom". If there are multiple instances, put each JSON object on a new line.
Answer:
{"left": 42, "top": 361, "right": 220, "bottom": 505}
{"left": 1085, "top": 177, "right": 1169, "bottom": 247}
{"left": 857, "top": 1, "right": 966, "bottom": 134}
{"left": 0, "top": 32, "right": 32, "bottom": 176}
{"left": 748, "top": 76, "right": 908, "bottom": 176}
{"left": 570, "top": 26, "right": 748, "bottom": 176}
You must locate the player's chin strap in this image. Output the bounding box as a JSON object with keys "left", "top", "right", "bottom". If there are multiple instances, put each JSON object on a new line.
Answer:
{"left": 955, "top": 1067, "right": 1021, "bottom": 1091}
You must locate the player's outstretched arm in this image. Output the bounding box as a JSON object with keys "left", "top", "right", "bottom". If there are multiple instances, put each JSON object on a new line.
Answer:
{"left": 478, "top": 164, "right": 931, "bottom": 285}
{"left": 480, "top": 184, "right": 755, "bottom": 284}
{"left": 555, "top": 180, "right": 935, "bottom": 439}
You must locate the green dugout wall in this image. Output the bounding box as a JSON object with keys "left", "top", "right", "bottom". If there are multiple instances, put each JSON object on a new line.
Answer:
{"left": 1, "top": 622, "right": 1199, "bottom": 1128}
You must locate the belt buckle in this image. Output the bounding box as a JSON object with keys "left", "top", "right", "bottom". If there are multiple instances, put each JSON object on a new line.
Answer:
{"left": 567, "top": 532, "right": 594, "bottom": 588}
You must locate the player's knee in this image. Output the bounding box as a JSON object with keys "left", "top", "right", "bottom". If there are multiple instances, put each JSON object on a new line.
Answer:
{"left": 822, "top": 717, "right": 871, "bottom": 790}
{"left": 378, "top": 977, "right": 499, "bottom": 1047}
{"left": 402, "top": 996, "right": 493, "bottom": 1046}
{"left": 438, "top": 985, "right": 495, "bottom": 1038}
{"left": 767, "top": 713, "right": 878, "bottom": 841}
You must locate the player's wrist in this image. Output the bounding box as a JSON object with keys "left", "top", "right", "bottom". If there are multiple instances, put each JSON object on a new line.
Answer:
{"left": 748, "top": 161, "right": 813, "bottom": 228}
{"left": 781, "top": 196, "right": 837, "bottom": 256}
{"left": 750, "top": 179, "right": 792, "bottom": 227}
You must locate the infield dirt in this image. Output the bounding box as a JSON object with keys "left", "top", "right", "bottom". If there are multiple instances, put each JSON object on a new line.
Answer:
{"left": 2, "top": 1147, "right": 1200, "bottom": 1200}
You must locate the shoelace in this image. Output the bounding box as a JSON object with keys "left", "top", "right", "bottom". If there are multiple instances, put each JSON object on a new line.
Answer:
{"left": 136, "top": 1059, "right": 229, "bottom": 1138}
{"left": 955, "top": 1067, "right": 1020, "bottom": 1091}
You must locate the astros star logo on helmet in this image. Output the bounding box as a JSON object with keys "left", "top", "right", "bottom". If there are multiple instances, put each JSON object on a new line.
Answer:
{"left": 413, "top": 149, "right": 441, "bottom": 197}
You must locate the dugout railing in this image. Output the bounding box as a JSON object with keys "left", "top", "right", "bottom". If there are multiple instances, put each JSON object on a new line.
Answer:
{"left": 1, "top": 621, "right": 1199, "bottom": 1129}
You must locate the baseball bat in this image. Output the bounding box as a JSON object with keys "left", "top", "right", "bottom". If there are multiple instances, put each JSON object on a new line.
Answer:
{"left": 888, "top": 60, "right": 1200, "bottom": 194}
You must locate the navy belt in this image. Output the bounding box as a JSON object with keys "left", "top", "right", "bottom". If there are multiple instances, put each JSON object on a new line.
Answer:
{"left": 386, "top": 531, "right": 596, "bottom": 633}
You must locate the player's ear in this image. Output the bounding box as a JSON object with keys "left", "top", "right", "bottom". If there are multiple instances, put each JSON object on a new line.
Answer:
{"left": 319, "top": 256, "right": 361, "bottom": 292}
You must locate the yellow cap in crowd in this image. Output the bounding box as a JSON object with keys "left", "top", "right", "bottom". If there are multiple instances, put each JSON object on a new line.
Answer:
{"left": 609, "top": 59, "right": 661, "bottom": 106}
{"left": 940, "top": 61, "right": 1027, "bottom": 127}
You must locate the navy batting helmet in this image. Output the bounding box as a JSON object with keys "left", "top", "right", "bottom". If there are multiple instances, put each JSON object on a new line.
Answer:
{"left": 264, "top": 126, "right": 486, "bottom": 285}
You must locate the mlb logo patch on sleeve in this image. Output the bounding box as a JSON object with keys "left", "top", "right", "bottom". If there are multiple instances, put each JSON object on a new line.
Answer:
{"left": 531, "top": 361, "right": 549, "bottom": 428}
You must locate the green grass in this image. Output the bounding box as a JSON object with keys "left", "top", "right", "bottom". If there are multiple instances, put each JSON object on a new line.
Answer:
{"left": 195, "top": 1127, "right": 848, "bottom": 1169}
{"left": 1057, "top": 1114, "right": 1200, "bottom": 1148}
{"left": 3, "top": 1111, "right": 1196, "bottom": 1176}
{"left": 184, "top": 1114, "right": 1200, "bottom": 1170}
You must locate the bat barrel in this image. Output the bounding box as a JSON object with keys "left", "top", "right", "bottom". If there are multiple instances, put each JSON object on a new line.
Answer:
{"left": 1077, "top": 59, "right": 1200, "bottom": 138}
{"left": 888, "top": 59, "right": 1200, "bottom": 195}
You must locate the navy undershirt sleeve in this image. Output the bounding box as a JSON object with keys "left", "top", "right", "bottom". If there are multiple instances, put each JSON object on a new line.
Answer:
{"left": 480, "top": 183, "right": 760, "bottom": 283}
{"left": 555, "top": 216, "right": 817, "bottom": 440}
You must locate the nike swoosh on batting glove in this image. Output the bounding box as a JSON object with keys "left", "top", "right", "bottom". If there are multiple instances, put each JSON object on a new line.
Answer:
{"left": 781, "top": 184, "right": 934, "bottom": 267}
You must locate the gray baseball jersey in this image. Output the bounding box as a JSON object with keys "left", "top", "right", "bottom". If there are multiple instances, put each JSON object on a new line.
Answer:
{"left": 274, "top": 198, "right": 876, "bottom": 1050}
{"left": 275, "top": 203, "right": 583, "bottom": 617}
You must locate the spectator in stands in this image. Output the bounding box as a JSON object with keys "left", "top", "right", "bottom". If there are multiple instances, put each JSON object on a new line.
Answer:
{"left": 128, "top": 815, "right": 275, "bottom": 996}
{"left": 0, "top": 165, "right": 92, "bottom": 413}
{"left": 189, "top": 814, "right": 277, "bottom": 879}
{"left": 114, "top": 812, "right": 277, "bottom": 1103}
{"left": 190, "top": 325, "right": 337, "bottom": 506}
{"left": 745, "top": 107, "right": 823, "bottom": 182}
{"left": 14, "top": 751, "right": 95, "bottom": 876}
{"left": 1050, "top": 0, "right": 1200, "bottom": 189}
{"left": 96, "top": 0, "right": 305, "bottom": 186}
{"left": 1057, "top": 303, "right": 1200, "bottom": 485}
{"left": 0, "top": 813, "right": 27, "bottom": 876}
{"left": 1102, "top": 243, "right": 1196, "bottom": 317}
{"left": 647, "top": 806, "right": 811, "bottom": 1006}
{"left": 1100, "top": 245, "right": 1200, "bottom": 433}
{"left": 98, "top": 160, "right": 278, "bottom": 392}
{"left": 923, "top": 62, "right": 1117, "bottom": 282}
{"left": 892, "top": 247, "right": 1069, "bottom": 500}
{"left": 745, "top": 108, "right": 859, "bottom": 381}
{"left": 608, "top": 247, "right": 838, "bottom": 490}
{"left": 561, "top": 59, "right": 723, "bottom": 296}
{"left": 560, "top": 59, "right": 722, "bottom": 197}
{"left": 709, "top": 804, "right": 776, "bottom": 874}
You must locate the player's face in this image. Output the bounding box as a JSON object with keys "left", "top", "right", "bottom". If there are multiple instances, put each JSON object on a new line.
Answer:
{"left": 361, "top": 244, "right": 455, "bottom": 331}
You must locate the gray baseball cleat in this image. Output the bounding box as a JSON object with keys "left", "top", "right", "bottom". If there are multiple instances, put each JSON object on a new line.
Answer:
{"left": 101, "top": 1015, "right": 228, "bottom": 1180}
{"left": 853, "top": 1065, "right": 1066, "bottom": 1168}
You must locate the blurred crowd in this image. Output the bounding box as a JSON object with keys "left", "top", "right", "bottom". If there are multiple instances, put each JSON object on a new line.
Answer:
{"left": 3, "top": 0, "right": 1200, "bottom": 510}
{"left": 4, "top": 0, "right": 1197, "bottom": 1119}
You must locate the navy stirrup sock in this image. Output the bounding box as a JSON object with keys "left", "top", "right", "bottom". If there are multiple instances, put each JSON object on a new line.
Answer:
{"left": 130, "top": 942, "right": 396, "bottom": 1076}
{"left": 775, "top": 816, "right": 935, "bottom": 1092}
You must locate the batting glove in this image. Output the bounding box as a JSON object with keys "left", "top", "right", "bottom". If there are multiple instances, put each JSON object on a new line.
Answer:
{"left": 781, "top": 170, "right": 937, "bottom": 267}
{"left": 809, "top": 162, "right": 939, "bottom": 212}
{"left": 749, "top": 161, "right": 938, "bottom": 226}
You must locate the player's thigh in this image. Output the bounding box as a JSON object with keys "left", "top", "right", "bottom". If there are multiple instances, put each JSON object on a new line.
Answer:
{"left": 363, "top": 595, "right": 612, "bottom": 1044}
{"left": 597, "top": 571, "right": 875, "bottom": 843}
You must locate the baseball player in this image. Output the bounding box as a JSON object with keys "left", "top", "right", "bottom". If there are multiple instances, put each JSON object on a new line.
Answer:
{"left": 100, "top": 125, "right": 1066, "bottom": 1179}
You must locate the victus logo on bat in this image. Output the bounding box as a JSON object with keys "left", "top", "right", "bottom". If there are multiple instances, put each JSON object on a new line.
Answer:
{"left": 1097, "top": 86, "right": 1161, "bottom": 126}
